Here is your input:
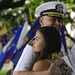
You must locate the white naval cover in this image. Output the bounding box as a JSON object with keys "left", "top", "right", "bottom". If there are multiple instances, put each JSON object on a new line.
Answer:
{"left": 35, "top": 1, "right": 67, "bottom": 17}
{"left": 14, "top": 44, "right": 38, "bottom": 71}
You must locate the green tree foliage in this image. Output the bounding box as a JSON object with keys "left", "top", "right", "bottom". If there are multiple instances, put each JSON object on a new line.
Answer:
{"left": 0, "top": 0, "right": 75, "bottom": 31}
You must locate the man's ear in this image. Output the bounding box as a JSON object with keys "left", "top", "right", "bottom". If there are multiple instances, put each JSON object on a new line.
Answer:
{"left": 39, "top": 17, "right": 43, "bottom": 27}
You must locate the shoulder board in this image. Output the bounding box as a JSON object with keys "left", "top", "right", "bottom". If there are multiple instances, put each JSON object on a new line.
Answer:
{"left": 28, "top": 39, "right": 34, "bottom": 46}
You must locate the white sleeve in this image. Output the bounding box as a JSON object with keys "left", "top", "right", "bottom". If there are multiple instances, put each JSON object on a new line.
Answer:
{"left": 61, "top": 44, "right": 66, "bottom": 55}
{"left": 61, "top": 56, "right": 73, "bottom": 69}
{"left": 14, "top": 44, "right": 38, "bottom": 71}
{"left": 71, "top": 45, "right": 75, "bottom": 64}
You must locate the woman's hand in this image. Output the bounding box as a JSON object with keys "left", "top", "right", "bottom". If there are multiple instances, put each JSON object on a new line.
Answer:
{"left": 47, "top": 58, "right": 73, "bottom": 75}
{"left": 47, "top": 58, "right": 64, "bottom": 75}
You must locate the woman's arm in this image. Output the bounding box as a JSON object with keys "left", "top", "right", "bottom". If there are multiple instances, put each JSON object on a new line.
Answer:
{"left": 13, "top": 60, "right": 50, "bottom": 75}
{"left": 13, "top": 70, "right": 48, "bottom": 75}
{"left": 13, "top": 59, "right": 61, "bottom": 75}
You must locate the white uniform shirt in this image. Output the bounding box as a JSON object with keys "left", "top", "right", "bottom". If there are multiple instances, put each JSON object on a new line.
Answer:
{"left": 14, "top": 44, "right": 38, "bottom": 71}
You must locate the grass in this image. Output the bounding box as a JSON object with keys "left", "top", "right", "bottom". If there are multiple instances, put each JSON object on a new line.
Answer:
{"left": 0, "top": 68, "right": 8, "bottom": 75}
{"left": 0, "top": 60, "right": 11, "bottom": 75}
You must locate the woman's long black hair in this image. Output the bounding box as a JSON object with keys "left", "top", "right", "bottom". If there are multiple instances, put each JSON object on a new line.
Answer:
{"left": 37, "top": 26, "right": 61, "bottom": 60}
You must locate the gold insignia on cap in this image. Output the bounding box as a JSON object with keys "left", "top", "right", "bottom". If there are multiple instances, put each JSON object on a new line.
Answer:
{"left": 56, "top": 4, "right": 63, "bottom": 13}
{"left": 42, "top": 12, "right": 64, "bottom": 18}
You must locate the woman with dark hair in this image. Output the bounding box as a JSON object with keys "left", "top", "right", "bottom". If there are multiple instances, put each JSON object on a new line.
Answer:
{"left": 32, "top": 26, "right": 61, "bottom": 71}
{"left": 13, "top": 26, "right": 72, "bottom": 75}
{"left": 32, "top": 26, "right": 72, "bottom": 75}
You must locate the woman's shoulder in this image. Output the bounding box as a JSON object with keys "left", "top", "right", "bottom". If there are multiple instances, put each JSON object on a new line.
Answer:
{"left": 32, "top": 59, "right": 51, "bottom": 71}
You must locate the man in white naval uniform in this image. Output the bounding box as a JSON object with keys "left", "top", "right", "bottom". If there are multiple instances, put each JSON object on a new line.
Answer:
{"left": 13, "top": 1, "right": 73, "bottom": 75}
